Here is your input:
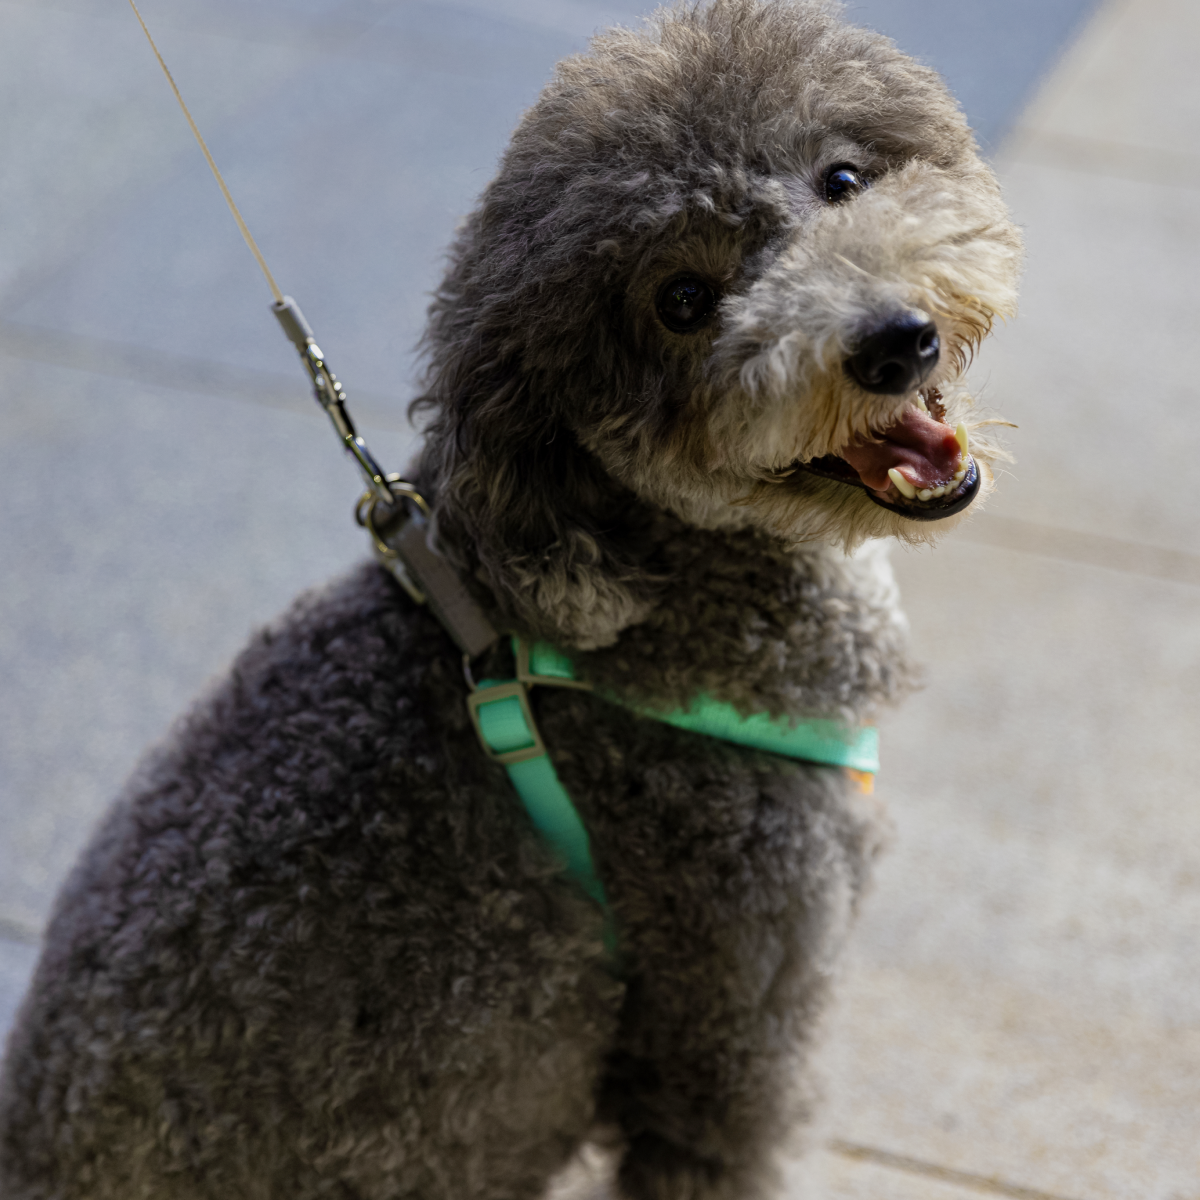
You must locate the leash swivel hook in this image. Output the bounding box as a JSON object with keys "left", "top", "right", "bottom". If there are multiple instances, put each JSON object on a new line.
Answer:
{"left": 272, "top": 301, "right": 498, "bottom": 659}
{"left": 273, "top": 296, "right": 395, "bottom": 507}
{"left": 272, "top": 296, "right": 433, "bottom": 605}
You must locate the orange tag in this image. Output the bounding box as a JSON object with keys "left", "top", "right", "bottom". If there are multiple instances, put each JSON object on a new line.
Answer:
{"left": 845, "top": 768, "right": 875, "bottom": 795}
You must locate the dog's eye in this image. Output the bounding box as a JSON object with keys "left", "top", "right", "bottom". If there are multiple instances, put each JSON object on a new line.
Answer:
{"left": 824, "top": 164, "right": 868, "bottom": 204}
{"left": 656, "top": 276, "right": 717, "bottom": 333}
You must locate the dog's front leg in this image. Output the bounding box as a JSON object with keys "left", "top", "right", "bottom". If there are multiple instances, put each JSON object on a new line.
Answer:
{"left": 590, "top": 767, "right": 878, "bottom": 1200}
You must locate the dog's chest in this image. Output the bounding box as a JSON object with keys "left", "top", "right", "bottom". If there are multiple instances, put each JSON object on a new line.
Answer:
{"left": 572, "top": 529, "right": 911, "bottom": 723}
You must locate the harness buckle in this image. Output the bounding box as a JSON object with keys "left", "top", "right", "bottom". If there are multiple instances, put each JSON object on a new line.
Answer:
{"left": 464, "top": 637, "right": 590, "bottom": 766}
{"left": 514, "top": 638, "right": 593, "bottom": 691}
{"left": 465, "top": 679, "right": 548, "bottom": 766}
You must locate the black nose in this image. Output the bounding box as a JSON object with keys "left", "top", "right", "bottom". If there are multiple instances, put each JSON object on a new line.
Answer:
{"left": 844, "top": 314, "right": 940, "bottom": 395}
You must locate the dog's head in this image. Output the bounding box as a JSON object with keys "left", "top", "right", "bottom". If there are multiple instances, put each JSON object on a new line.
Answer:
{"left": 416, "top": 0, "right": 1022, "bottom": 647}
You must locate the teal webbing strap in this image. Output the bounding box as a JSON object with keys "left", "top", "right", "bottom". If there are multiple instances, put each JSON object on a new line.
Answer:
{"left": 471, "top": 679, "right": 608, "bottom": 909}
{"left": 506, "top": 757, "right": 606, "bottom": 907}
{"left": 525, "top": 642, "right": 880, "bottom": 773}
{"left": 646, "top": 703, "right": 878, "bottom": 772}
{"left": 466, "top": 641, "right": 879, "bottom": 948}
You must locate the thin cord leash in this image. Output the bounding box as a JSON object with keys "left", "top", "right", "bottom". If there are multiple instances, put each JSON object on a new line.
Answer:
{"left": 127, "top": 0, "right": 283, "bottom": 306}
{"left": 126, "top": 0, "right": 389, "bottom": 504}
{"left": 125, "top": 0, "right": 500, "bottom": 644}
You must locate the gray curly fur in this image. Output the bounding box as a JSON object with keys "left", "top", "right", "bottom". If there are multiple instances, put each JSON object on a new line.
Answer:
{"left": 0, "top": 2, "right": 1021, "bottom": 1196}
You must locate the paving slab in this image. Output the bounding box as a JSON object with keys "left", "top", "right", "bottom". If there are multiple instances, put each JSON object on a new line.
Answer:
{"left": 967, "top": 0, "right": 1200, "bottom": 557}
{"left": 966, "top": 159, "right": 1200, "bottom": 556}
{"left": 0, "top": 0, "right": 648, "bottom": 397}
{"left": 822, "top": 959, "right": 1200, "bottom": 1200}
{"left": 0, "top": 353, "right": 396, "bottom": 932}
{"left": 815, "top": 537, "right": 1200, "bottom": 1199}
{"left": 885, "top": 545, "right": 1200, "bottom": 1027}
{"left": 0, "top": 0, "right": 310, "bottom": 311}
{"left": 1011, "top": 0, "right": 1200, "bottom": 158}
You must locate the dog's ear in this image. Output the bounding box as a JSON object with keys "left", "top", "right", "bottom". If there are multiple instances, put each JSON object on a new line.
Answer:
{"left": 413, "top": 358, "right": 657, "bottom": 651}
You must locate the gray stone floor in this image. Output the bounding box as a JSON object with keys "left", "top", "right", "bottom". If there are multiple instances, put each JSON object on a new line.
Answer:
{"left": 8, "top": 0, "right": 1199, "bottom": 1196}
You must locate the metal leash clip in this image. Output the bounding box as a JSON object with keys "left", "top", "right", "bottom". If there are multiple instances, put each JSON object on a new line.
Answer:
{"left": 272, "top": 295, "right": 499, "bottom": 661}
{"left": 273, "top": 297, "right": 393, "bottom": 505}
{"left": 355, "top": 477, "right": 429, "bottom": 552}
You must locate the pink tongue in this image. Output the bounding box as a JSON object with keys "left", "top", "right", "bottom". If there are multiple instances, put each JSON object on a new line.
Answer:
{"left": 839, "top": 407, "right": 963, "bottom": 491}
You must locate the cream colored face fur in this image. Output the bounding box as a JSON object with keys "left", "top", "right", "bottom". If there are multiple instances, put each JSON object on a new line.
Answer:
{"left": 587, "top": 149, "right": 1021, "bottom": 548}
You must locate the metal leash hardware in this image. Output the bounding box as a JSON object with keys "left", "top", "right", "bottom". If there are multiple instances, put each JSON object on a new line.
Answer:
{"left": 273, "top": 296, "right": 499, "bottom": 661}
{"left": 272, "top": 296, "right": 396, "bottom": 507}
{"left": 126, "top": 0, "right": 498, "bottom": 662}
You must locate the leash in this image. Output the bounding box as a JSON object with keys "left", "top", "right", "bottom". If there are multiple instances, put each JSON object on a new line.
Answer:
{"left": 128, "top": 1, "right": 878, "bottom": 941}
{"left": 127, "top": 0, "right": 498, "bottom": 658}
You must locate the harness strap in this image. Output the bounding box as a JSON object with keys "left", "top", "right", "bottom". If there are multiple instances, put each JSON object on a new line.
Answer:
{"left": 467, "top": 636, "right": 608, "bottom": 911}
{"left": 522, "top": 641, "right": 880, "bottom": 774}
{"left": 466, "top": 638, "right": 879, "bottom": 933}
{"left": 469, "top": 681, "right": 607, "bottom": 908}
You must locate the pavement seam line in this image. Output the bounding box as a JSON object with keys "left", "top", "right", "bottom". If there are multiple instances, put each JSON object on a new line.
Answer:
{"left": 958, "top": 513, "right": 1200, "bottom": 587}
{"left": 0, "top": 318, "right": 411, "bottom": 432}
{"left": 828, "top": 1140, "right": 1086, "bottom": 1200}
{"left": 1002, "top": 127, "right": 1200, "bottom": 191}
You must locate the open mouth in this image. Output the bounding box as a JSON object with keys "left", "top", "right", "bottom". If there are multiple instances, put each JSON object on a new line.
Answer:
{"left": 789, "top": 390, "right": 980, "bottom": 522}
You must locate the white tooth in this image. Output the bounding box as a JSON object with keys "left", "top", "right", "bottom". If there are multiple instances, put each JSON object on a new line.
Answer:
{"left": 933, "top": 485, "right": 945, "bottom": 497}
{"left": 917, "top": 487, "right": 933, "bottom": 501}
{"left": 917, "top": 395, "right": 929, "bottom": 413}
{"left": 954, "top": 467, "right": 966, "bottom": 482}
{"left": 888, "top": 468, "right": 917, "bottom": 500}
{"left": 955, "top": 423, "right": 970, "bottom": 462}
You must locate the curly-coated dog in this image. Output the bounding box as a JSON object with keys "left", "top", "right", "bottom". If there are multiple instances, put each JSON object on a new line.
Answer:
{"left": 0, "top": 2, "right": 1021, "bottom": 1196}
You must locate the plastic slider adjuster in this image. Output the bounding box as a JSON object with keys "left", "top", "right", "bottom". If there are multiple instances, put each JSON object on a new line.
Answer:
{"left": 466, "top": 679, "right": 547, "bottom": 766}
{"left": 514, "top": 638, "right": 593, "bottom": 692}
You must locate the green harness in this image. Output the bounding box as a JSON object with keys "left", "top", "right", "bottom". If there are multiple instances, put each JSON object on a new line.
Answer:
{"left": 467, "top": 638, "right": 879, "bottom": 915}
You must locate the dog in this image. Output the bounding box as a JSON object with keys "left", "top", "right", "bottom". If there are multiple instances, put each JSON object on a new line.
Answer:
{"left": 0, "top": 2, "right": 1021, "bottom": 1196}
